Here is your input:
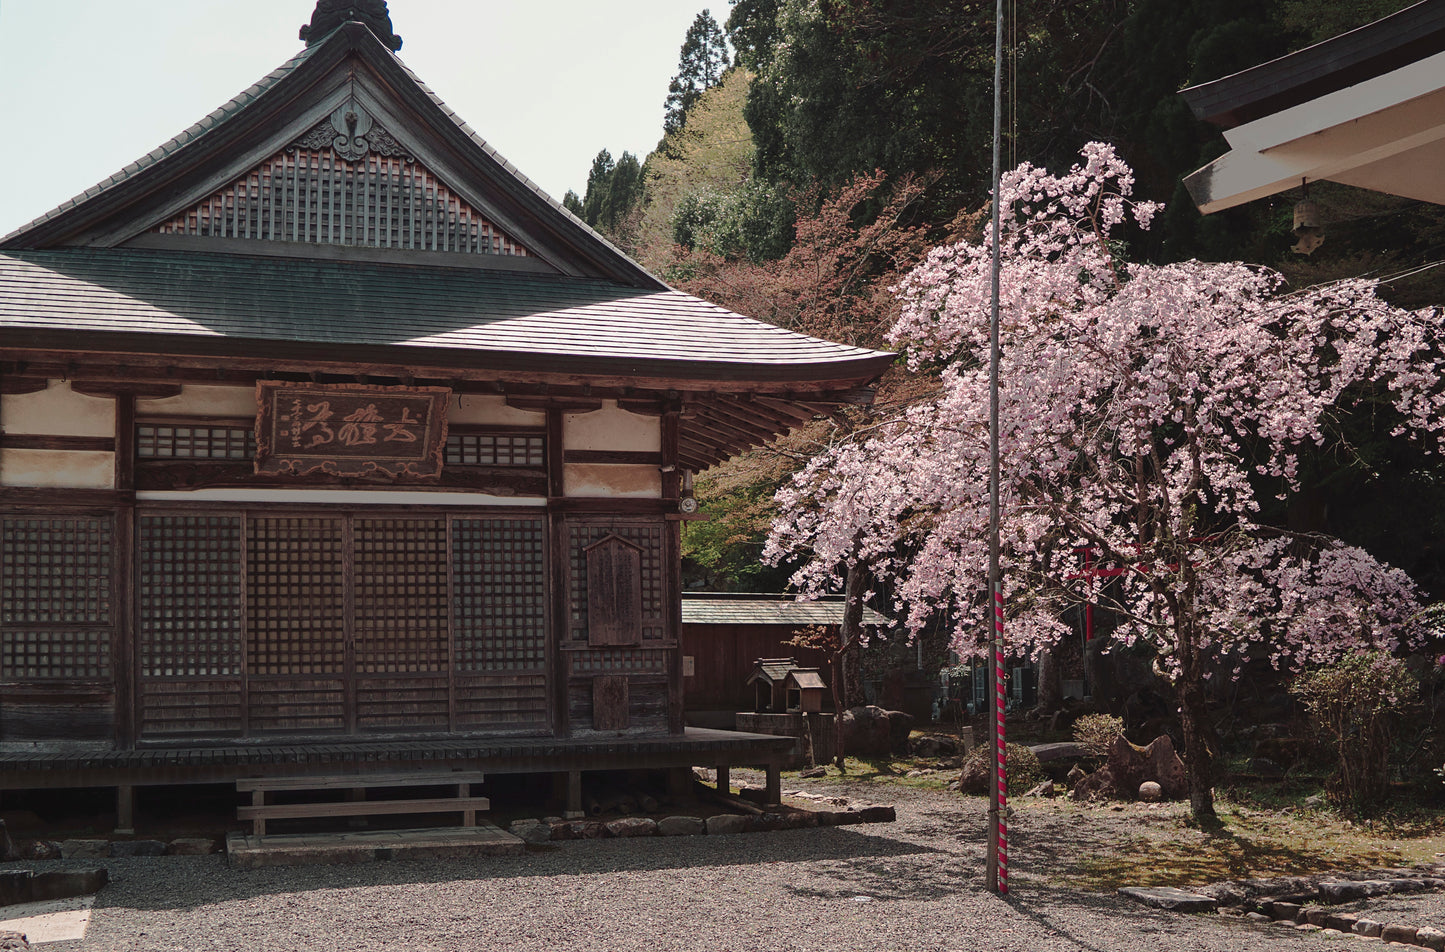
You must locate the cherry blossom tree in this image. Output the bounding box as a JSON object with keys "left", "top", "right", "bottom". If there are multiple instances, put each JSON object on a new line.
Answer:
{"left": 766, "top": 143, "right": 1445, "bottom": 821}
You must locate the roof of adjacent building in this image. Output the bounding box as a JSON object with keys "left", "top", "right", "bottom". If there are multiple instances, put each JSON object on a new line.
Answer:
{"left": 682, "top": 594, "right": 890, "bottom": 628}
{"left": 1180, "top": 0, "right": 1445, "bottom": 213}
{"left": 1181, "top": 0, "right": 1445, "bottom": 129}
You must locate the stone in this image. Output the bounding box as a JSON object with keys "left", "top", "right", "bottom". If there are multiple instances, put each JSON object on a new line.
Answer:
{"left": 657, "top": 816, "right": 706, "bottom": 837}
{"left": 29, "top": 869, "right": 107, "bottom": 902}
{"left": 109, "top": 840, "right": 166, "bottom": 858}
{"left": 1030, "top": 742, "right": 1088, "bottom": 764}
{"left": 1245, "top": 912, "right": 1271, "bottom": 923}
{"left": 1416, "top": 927, "right": 1445, "bottom": 952}
{"left": 856, "top": 805, "right": 896, "bottom": 823}
{"left": 840, "top": 706, "right": 913, "bottom": 757}
{"left": 958, "top": 752, "right": 991, "bottom": 796}
{"left": 1295, "top": 922, "right": 1321, "bottom": 932}
{"left": 1268, "top": 901, "right": 1302, "bottom": 921}
{"left": 0, "top": 821, "right": 14, "bottom": 863}
{"left": 59, "top": 839, "right": 109, "bottom": 860}
{"left": 909, "top": 734, "right": 961, "bottom": 758}
{"left": 1138, "top": 781, "right": 1162, "bottom": 802}
{"left": 1117, "top": 887, "right": 1218, "bottom": 913}
{"left": 1354, "top": 919, "right": 1384, "bottom": 937}
{"left": 166, "top": 837, "right": 218, "bottom": 856}
{"left": 799, "top": 766, "right": 827, "bottom": 779}
{"left": 1024, "top": 781, "right": 1056, "bottom": 798}
{"left": 0, "top": 871, "right": 32, "bottom": 907}
{"left": 705, "top": 814, "right": 749, "bottom": 835}
{"left": 18, "top": 841, "right": 58, "bottom": 861}
{"left": 549, "top": 820, "right": 606, "bottom": 840}
{"left": 0, "top": 932, "right": 29, "bottom": 951}
{"left": 1066, "top": 764, "right": 1086, "bottom": 787}
{"left": 1071, "top": 734, "right": 1187, "bottom": 802}
{"left": 746, "top": 813, "right": 787, "bottom": 832}
{"left": 508, "top": 821, "right": 553, "bottom": 845}
{"left": 1246, "top": 757, "right": 1285, "bottom": 779}
{"left": 782, "top": 811, "right": 820, "bottom": 829}
{"left": 1380, "top": 925, "right": 1418, "bottom": 945}
{"left": 1325, "top": 913, "right": 1358, "bottom": 932}
{"left": 1303, "top": 907, "right": 1331, "bottom": 927}
{"left": 605, "top": 818, "right": 657, "bottom": 838}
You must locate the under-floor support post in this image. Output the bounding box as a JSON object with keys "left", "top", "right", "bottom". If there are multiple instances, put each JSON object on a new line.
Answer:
{"left": 566, "top": 771, "right": 584, "bottom": 819}
{"left": 764, "top": 761, "right": 782, "bottom": 807}
{"left": 115, "top": 785, "right": 135, "bottom": 835}
{"left": 715, "top": 765, "right": 730, "bottom": 795}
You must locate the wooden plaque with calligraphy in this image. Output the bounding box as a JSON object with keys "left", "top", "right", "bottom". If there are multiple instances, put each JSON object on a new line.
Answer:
{"left": 255, "top": 382, "right": 450, "bottom": 479}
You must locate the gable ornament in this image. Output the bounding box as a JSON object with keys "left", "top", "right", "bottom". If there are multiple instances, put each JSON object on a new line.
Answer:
{"left": 289, "top": 100, "right": 410, "bottom": 163}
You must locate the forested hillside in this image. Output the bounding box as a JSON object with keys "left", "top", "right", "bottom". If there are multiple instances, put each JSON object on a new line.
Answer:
{"left": 569, "top": 0, "right": 1445, "bottom": 599}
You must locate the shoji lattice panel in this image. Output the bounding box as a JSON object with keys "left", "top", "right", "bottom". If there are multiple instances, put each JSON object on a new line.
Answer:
{"left": 245, "top": 516, "right": 345, "bottom": 675}
{"left": 137, "top": 425, "right": 254, "bottom": 460}
{"left": 453, "top": 517, "right": 546, "bottom": 673}
{"left": 0, "top": 515, "right": 112, "bottom": 681}
{"left": 138, "top": 514, "right": 244, "bottom": 677}
{"left": 445, "top": 433, "right": 545, "bottom": 467}
{"left": 153, "top": 150, "right": 531, "bottom": 256}
{"left": 353, "top": 517, "right": 449, "bottom": 674}
{"left": 567, "top": 523, "right": 665, "bottom": 644}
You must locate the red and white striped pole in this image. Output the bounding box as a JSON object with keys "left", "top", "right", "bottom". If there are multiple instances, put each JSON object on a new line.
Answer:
{"left": 992, "top": 586, "right": 1008, "bottom": 893}
{"left": 985, "top": 0, "right": 1008, "bottom": 896}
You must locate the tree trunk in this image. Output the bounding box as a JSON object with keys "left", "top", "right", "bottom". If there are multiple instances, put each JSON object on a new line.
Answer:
{"left": 839, "top": 561, "right": 868, "bottom": 709}
{"left": 1175, "top": 670, "right": 1217, "bottom": 823}
{"left": 1036, "top": 642, "right": 1063, "bottom": 715}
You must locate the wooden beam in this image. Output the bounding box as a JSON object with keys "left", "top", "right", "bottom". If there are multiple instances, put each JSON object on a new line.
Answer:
{"left": 0, "top": 435, "right": 116, "bottom": 452}
{"left": 0, "top": 376, "right": 49, "bottom": 395}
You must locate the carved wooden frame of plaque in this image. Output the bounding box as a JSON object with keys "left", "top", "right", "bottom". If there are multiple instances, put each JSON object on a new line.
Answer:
{"left": 255, "top": 382, "right": 450, "bottom": 479}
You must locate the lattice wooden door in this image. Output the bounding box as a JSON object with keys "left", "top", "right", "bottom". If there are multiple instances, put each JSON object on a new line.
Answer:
{"left": 136, "top": 508, "right": 548, "bottom": 739}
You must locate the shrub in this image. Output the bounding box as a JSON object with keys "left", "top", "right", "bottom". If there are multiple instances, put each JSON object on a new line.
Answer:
{"left": 1073, "top": 714, "right": 1125, "bottom": 758}
{"left": 1290, "top": 652, "right": 1418, "bottom": 811}
{"left": 960, "top": 742, "right": 1045, "bottom": 796}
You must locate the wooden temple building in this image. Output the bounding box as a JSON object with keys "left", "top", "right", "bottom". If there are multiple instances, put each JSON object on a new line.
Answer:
{"left": 0, "top": 3, "right": 892, "bottom": 829}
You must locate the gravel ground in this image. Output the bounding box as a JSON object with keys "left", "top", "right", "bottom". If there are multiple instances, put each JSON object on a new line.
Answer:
{"left": 8, "top": 782, "right": 1431, "bottom": 952}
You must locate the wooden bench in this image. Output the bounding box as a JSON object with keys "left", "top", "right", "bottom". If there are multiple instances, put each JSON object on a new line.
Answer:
{"left": 236, "top": 771, "right": 489, "bottom": 836}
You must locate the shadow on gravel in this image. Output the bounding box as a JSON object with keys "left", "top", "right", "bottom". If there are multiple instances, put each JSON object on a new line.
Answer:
{"left": 87, "top": 824, "right": 943, "bottom": 913}
{"left": 997, "top": 889, "right": 1202, "bottom": 952}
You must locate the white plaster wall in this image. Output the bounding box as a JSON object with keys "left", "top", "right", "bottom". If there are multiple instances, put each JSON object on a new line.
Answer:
{"left": 0, "top": 449, "right": 115, "bottom": 489}
{"left": 564, "top": 464, "right": 661, "bottom": 498}
{"left": 451, "top": 394, "right": 547, "bottom": 426}
{"left": 136, "top": 385, "right": 256, "bottom": 417}
{"left": 1, "top": 380, "right": 114, "bottom": 436}
{"left": 565, "top": 401, "right": 660, "bottom": 452}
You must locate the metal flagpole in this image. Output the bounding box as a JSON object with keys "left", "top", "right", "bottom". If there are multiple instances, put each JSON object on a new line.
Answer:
{"left": 985, "top": 0, "right": 1008, "bottom": 897}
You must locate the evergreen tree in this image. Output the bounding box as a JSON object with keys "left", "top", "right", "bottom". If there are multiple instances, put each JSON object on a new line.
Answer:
{"left": 562, "top": 190, "right": 584, "bottom": 217}
{"left": 580, "top": 149, "right": 616, "bottom": 228}
{"left": 664, "top": 10, "right": 731, "bottom": 136}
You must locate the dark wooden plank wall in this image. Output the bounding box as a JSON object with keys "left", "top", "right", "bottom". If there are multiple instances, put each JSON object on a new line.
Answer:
{"left": 680, "top": 623, "right": 835, "bottom": 713}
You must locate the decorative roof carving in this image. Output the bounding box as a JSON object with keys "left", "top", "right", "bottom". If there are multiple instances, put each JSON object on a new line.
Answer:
{"left": 300, "top": 0, "right": 402, "bottom": 52}
{"left": 290, "top": 100, "right": 410, "bottom": 162}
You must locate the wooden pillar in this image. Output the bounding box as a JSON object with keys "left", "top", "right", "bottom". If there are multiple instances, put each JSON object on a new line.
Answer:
{"left": 661, "top": 406, "right": 685, "bottom": 735}
{"left": 715, "top": 765, "right": 730, "bottom": 795}
{"left": 546, "top": 408, "right": 570, "bottom": 738}
{"left": 113, "top": 393, "right": 137, "bottom": 750}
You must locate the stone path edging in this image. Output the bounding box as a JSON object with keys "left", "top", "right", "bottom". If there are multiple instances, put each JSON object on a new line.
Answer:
{"left": 1122, "top": 865, "right": 1445, "bottom": 949}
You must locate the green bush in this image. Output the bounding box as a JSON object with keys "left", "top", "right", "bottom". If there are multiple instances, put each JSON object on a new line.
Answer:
{"left": 1072, "top": 713, "right": 1125, "bottom": 757}
{"left": 960, "top": 742, "right": 1045, "bottom": 796}
{"left": 1290, "top": 652, "right": 1418, "bottom": 811}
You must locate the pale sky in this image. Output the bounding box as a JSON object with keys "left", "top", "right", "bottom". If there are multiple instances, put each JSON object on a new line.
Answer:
{"left": 0, "top": 0, "right": 716, "bottom": 236}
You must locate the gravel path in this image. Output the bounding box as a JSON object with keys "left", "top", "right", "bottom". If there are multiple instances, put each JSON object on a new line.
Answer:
{"left": 9, "top": 784, "right": 1418, "bottom": 952}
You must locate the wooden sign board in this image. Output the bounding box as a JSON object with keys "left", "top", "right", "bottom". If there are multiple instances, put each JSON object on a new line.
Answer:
{"left": 255, "top": 382, "right": 450, "bottom": 479}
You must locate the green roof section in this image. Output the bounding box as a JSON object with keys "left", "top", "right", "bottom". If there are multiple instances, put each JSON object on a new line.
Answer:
{"left": 0, "top": 250, "right": 894, "bottom": 381}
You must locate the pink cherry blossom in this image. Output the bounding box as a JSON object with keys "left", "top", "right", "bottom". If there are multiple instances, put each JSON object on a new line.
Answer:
{"left": 766, "top": 144, "right": 1445, "bottom": 819}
